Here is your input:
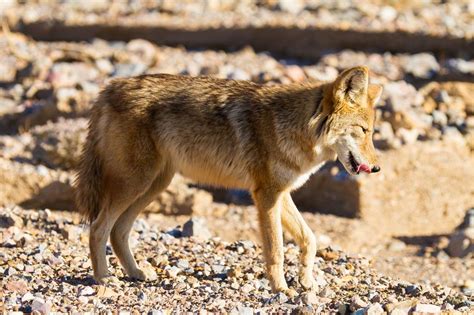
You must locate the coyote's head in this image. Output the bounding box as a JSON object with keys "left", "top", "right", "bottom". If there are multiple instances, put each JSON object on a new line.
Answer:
{"left": 325, "top": 66, "right": 382, "bottom": 175}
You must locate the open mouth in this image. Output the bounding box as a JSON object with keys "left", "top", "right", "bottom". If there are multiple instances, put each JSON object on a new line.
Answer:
{"left": 348, "top": 151, "right": 371, "bottom": 174}
{"left": 349, "top": 152, "right": 359, "bottom": 173}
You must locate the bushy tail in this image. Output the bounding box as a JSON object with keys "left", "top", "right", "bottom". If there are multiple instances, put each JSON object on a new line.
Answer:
{"left": 74, "top": 105, "right": 103, "bottom": 224}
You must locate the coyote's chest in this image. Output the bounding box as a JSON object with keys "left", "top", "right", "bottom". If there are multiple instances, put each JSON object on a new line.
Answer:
{"left": 271, "top": 147, "right": 335, "bottom": 190}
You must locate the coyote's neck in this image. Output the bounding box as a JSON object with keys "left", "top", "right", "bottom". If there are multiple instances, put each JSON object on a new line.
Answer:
{"left": 267, "top": 83, "right": 331, "bottom": 170}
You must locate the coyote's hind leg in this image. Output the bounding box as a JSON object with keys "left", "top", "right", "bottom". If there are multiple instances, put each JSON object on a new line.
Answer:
{"left": 110, "top": 165, "right": 174, "bottom": 280}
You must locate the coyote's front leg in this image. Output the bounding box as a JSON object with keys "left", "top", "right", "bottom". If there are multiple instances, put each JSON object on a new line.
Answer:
{"left": 252, "top": 188, "right": 297, "bottom": 297}
{"left": 281, "top": 193, "right": 317, "bottom": 291}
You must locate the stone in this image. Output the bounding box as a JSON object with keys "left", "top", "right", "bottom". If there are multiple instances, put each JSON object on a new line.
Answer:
{"left": 50, "top": 62, "right": 99, "bottom": 88}
{"left": 165, "top": 266, "right": 181, "bottom": 278}
{"left": 462, "top": 279, "right": 474, "bottom": 295}
{"left": 95, "top": 58, "right": 114, "bottom": 74}
{"left": 446, "top": 59, "right": 474, "bottom": 74}
{"left": 113, "top": 63, "right": 147, "bottom": 78}
{"left": 176, "top": 259, "right": 189, "bottom": 269}
{"left": 319, "top": 286, "right": 336, "bottom": 299}
{"left": 227, "top": 68, "right": 251, "bottom": 81}
{"left": 0, "top": 98, "right": 16, "bottom": 116}
{"left": 0, "top": 210, "right": 23, "bottom": 228}
{"left": 304, "top": 66, "right": 338, "bottom": 82}
{"left": 5, "top": 279, "right": 28, "bottom": 294}
{"left": 384, "top": 81, "right": 422, "bottom": 112}
{"left": 447, "top": 228, "right": 473, "bottom": 258}
{"left": 22, "top": 292, "right": 35, "bottom": 302}
{"left": 139, "top": 262, "right": 158, "bottom": 281}
{"left": 62, "top": 225, "right": 83, "bottom": 241}
{"left": 369, "top": 292, "right": 381, "bottom": 303}
{"left": 377, "top": 121, "right": 395, "bottom": 143}
{"left": 286, "top": 65, "right": 306, "bottom": 82}
{"left": 278, "top": 0, "right": 305, "bottom": 14}
{"left": 431, "top": 110, "right": 448, "bottom": 126}
{"left": 379, "top": 6, "right": 397, "bottom": 22}
{"left": 30, "top": 118, "right": 88, "bottom": 170}
{"left": 301, "top": 291, "right": 319, "bottom": 305}
{"left": 387, "top": 239, "right": 406, "bottom": 252}
{"left": 31, "top": 297, "right": 51, "bottom": 314}
{"left": 126, "top": 39, "right": 157, "bottom": 66}
{"left": 182, "top": 217, "right": 212, "bottom": 239}
{"left": 406, "top": 285, "right": 421, "bottom": 296}
{"left": 350, "top": 296, "right": 368, "bottom": 312}
{"left": 0, "top": 56, "right": 18, "bottom": 83}
{"left": 241, "top": 283, "right": 254, "bottom": 294}
{"left": 413, "top": 303, "right": 441, "bottom": 313}
{"left": 403, "top": 53, "right": 440, "bottom": 79}
{"left": 385, "top": 299, "right": 418, "bottom": 314}
{"left": 152, "top": 175, "right": 214, "bottom": 215}
{"left": 396, "top": 128, "right": 419, "bottom": 145}
{"left": 79, "top": 286, "right": 95, "bottom": 296}
{"left": 20, "top": 180, "right": 75, "bottom": 211}
{"left": 268, "top": 292, "right": 288, "bottom": 304}
{"left": 138, "top": 291, "right": 147, "bottom": 301}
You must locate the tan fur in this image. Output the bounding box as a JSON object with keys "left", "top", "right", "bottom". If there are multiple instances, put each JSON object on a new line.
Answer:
{"left": 74, "top": 66, "right": 381, "bottom": 295}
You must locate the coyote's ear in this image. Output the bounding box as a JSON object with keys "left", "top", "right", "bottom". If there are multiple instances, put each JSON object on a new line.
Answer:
{"left": 368, "top": 84, "right": 383, "bottom": 106}
{"left": 333, "top": 66, "right": 369, "bottom": 104}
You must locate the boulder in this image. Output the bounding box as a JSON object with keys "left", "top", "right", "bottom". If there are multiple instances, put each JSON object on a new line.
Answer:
{"left": 293, "top": 139, "right": 474, "bottom": 236}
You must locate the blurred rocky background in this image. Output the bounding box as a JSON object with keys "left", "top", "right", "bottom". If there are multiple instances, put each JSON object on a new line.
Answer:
{"left": 0, "top": 0, "right": 473, "bottom": 313}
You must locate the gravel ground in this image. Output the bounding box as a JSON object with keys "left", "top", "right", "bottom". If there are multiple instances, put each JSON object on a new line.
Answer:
{"left": 1, "top": 207, "right": 473, "bottom": 314}
{"left": 1, "top": 32, "right": 473, "bottom": 152}
{"left": 2, "top": 0, "right": 473, "bottom": 38}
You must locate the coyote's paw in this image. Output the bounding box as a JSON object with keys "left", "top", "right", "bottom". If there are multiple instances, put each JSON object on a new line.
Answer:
{"left": 278, "top": 287, "right": 298, "bottom": 298}
{"left": 94, "top": 275, "right": 120, "bottom": 286}
{"left": 299, "top": 273, "right": 318, "bottom": 292}
{"left": 128, "top": 268, "right": 147, "bottom": 281}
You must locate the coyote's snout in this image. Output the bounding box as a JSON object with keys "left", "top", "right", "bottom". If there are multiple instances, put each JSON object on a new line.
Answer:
{"left": 75, "top": 66, "right": 382, "bottom": 296}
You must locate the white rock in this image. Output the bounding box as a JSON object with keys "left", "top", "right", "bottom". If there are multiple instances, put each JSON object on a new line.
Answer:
{"left": 21, "top": 292, "right": 35, "bottom": 302}
{"left": 379, "top": 6, "right": 397, "bottom": 22}
{"left": 79, "top": 286, "right": 95, "bottom": 296}
{"left": 365, "top": 303, "right": 385, "bottom": 315}
{"left": 165, "top": 266, "right": 181, "bottom": 278}
{"left": 413, "top": 303, "right": 441, "bottom": 313}
{"left": 301, "top": 291, "right": 318, "bottom": 305}
{"left": 404, "top": 53, "right": 440, "bottom": 79}
{"left": 182, "top": 217, "right": 212, "bottom": 239}
{"left": 397, "top": 128, "right": 419, "bottom": 145}
{"left": 279, "top": 0, "right": 304, "bottom": 14}
{"left": 31, "top": 297, "right": 51, "bottom": 314}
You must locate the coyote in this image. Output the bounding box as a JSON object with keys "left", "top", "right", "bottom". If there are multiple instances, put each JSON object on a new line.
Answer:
{"left": 75, "top": 66, "right": 382, "bottom": 296}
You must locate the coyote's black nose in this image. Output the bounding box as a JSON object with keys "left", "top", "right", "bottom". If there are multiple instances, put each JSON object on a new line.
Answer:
{"left": 371, "top": 165, "right": 381, "bottom": 173}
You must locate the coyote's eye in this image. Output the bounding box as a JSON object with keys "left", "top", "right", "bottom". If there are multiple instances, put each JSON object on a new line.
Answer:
{"left": 355, "top": 125, "right": 368, "bottom": 134}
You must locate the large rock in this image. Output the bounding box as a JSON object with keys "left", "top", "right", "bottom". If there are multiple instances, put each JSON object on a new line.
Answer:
{"left": 0, "top": 157, "right": 75, "bottom": 211}
{"left": 148, "top": 174, "right": 214, "bottom": 215}
{"left": 30, "top": 118, "right": 88, "bottom": 169}
{"left": 293, "top": 139, "right": 474, "bottom": 236}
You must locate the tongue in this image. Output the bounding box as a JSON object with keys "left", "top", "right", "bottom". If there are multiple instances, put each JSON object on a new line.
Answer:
{"left": 357, "top": 164, "right": 371, "bottom": 174}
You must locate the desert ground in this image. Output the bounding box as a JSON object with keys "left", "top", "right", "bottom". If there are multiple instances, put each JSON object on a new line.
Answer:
{"left": 0, "top": 1, "right": 473, "bottom": 313}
